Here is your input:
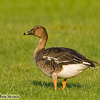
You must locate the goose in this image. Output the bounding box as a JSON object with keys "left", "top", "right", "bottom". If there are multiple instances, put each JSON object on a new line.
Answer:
{"left": 23, "top": 25, "right": 100, "bottom": 90}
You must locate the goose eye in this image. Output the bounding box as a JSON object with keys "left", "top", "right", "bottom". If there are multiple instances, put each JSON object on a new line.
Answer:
{"left": 36, "top": 27, "right": 39, "bottom": 29}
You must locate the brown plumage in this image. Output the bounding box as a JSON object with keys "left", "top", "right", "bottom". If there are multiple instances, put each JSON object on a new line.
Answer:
{"left": 24, "top": 25, "right": 100, "bottom": 90}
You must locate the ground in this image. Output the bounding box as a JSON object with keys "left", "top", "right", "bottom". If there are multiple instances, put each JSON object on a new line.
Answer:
{"left": 0, "top": 0, "right": 100, "bottom": 100}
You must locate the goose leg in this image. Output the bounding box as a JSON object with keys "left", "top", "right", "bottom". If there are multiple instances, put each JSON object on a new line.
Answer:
{"left": 52, "top": 73, "right": 57, "bottom": 90}
{"left": 53, "top": 79, "right": 57, "bottom": 90}
{"left": 62, "top": 79, "right": 66, "bottom": 90}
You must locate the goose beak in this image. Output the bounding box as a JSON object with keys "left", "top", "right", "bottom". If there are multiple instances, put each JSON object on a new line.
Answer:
{"left": 23, "top": 32, "right": 29, "bottom": 35}
{"left": 23, "top": 29, "right": 34, "bottom": 35}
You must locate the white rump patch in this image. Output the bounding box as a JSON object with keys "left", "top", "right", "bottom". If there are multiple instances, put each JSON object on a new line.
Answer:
{"left": 57, "top": 64, "right": 88, "bottom": 79}
{"left": 83, "top": 62, "right": 90, "bottom": 65}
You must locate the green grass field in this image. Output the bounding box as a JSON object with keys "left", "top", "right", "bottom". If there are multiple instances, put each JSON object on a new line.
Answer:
{"left": 0, "top": 0, "right": 100, "bottom": 99}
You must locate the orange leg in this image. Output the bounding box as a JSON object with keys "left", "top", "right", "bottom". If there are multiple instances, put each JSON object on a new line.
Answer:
{"left": 53, "top": 79, "right": 57, "bottom": 90}
{"left": 62, "top": 79, "right": 66, "bottom": 90}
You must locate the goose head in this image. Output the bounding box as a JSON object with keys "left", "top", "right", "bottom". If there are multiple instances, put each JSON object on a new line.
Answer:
{"left": 24, "top": 25, "right": 48, "bottom": 39}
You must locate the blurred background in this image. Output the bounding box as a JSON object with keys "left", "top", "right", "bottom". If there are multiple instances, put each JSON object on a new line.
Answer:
{"left": 0, "top": 0, "right": 100, "bottom": 99}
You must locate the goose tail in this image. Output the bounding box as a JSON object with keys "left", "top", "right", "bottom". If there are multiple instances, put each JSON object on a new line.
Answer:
{"left": 89, "top": 60, "right": 100, "bottom": 68}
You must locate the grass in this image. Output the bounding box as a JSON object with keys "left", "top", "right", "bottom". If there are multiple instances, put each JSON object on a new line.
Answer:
{"left": 0, "top": 0, "right": 100, "bottom": 100}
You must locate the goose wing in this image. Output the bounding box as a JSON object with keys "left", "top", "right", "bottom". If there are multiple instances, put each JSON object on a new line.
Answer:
{"left": 36, "top": 47, "right": 97, "bottom": 67}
